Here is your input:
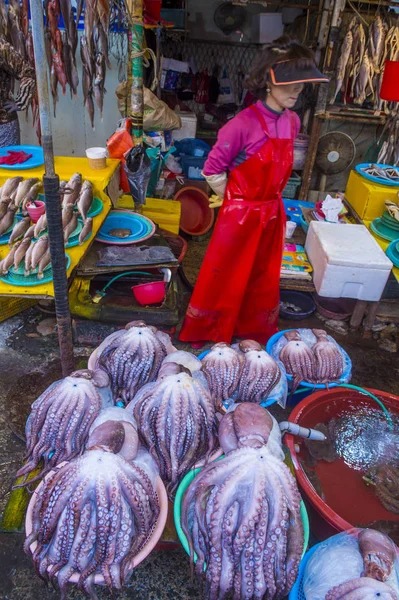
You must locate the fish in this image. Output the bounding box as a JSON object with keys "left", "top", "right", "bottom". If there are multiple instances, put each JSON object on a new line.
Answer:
{"left": 44, "top": 28, "right": 52, "bottom": 70}
{"left": 79, "top": 217, "right": 92, "bottom": 245}
{"left": 9, "top": 216, "right": 31, "bottom": 245}
{"left": 13, "top": 236, "right": 31, "bottom": 270}
{"left": 350, "top": 23, "right": 366, "bottom": 97}
{"left": 80, "top": 35, "right": 94, "bottom": 82}
{"left": 63, "top": 173, "right": 82, "bottom": 207}
{"left": 51, "top": 34, "right": 67, "bottom": 95}
{"left": 34, "top": 213, "right": 48, "bottom": 238}
{"left": 50, "top": 62, "right": 59, "bottom": 117}
{"left": 24, "top": 224, "right": 36, "bottom": 240}
{"left": 97, "top": 20, "right": 111, "bottom": 69}
{"left": 86, "top": 94, "right": 95, "bottom": 129}
{"left": 331, "top": 28, "right": 353, "bottom": 104}
{"left": 37, "top": 249, "right": 51, "bottom": 279}
{"left": 68, "top": 9, "right": 78, "bottom": 60}
{"left": 0, "top": 242, "right": 21, "bottom": 274}
{"left": 13, "top": 178, "right": 40, "bottom": 208}
{"left": 21, "top": 182, "right": 42, "bottom": 213}
{"left": 62, "top": 31, "right": 73, "bottom": 96}
{"left": 1, "top": 177, "right": 22, "bottom": 200}
{"left": 62, "top": 204, "right": 74, "bottom": 228}
{"left": 31, "top": 235, "right": 49, "bottom": 270}
{"left": 77, "top": 181, "right": 93, "bottom": 221}
{"left": 0, "top": 198, "right": 11, "bottom": 221}
{"left": 24, "top": 239, "right": 36, "bottom": 274}
{"left": 59, "top": 0, "right": 70, "bottom": 37}
{"left": 354, "top": 50, "right": 374, "bottom": 105}
{"left": 63, "top": 212, "right": 78, "bottom": 243}
{"left": 94, "top": 52, "right": 106, "bottom": 117}
{"left": 0, "top": 204, "right": 17, "bottom": 236}
{"left": 47, "top": 0, "right": 59, "bottom": 43}
{"left": 369, "top": 16, "right": 387, "bottom": 71}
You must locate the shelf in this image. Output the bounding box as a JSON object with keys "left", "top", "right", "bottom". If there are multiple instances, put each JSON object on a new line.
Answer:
{"left": 317, "top": 106, "right": 387, "bottom": 124}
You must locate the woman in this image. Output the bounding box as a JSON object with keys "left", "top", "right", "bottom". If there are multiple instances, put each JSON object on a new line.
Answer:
{"left": 179, "top": 38, "right": 328, "bottom": 347}
{"left": 0, "top": 38, "right": 36, "bottom": 147}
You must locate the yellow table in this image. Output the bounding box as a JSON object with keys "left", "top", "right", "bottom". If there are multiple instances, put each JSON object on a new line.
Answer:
{"left": 0, "top": 157, "right": 120, "bottom": 192}
{"left": 0, "top": 189, "right": 111, "bottom": 299}
{"left": 364, "top": 219, "right": 399, "bottom": 284}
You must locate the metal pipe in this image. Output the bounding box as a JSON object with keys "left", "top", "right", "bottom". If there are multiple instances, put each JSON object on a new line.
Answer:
{"left": 30, "top": 0, "right": 74, "bottom": 376}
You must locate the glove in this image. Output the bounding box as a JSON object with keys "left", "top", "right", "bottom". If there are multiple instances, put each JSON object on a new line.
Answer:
{"left": 3, "top": 100, "right": 19, "bottom": 113}
{"left": 209, "top": 194, "right": 223, "bottom": 208}
{"left": 202, "top": 171, "right": 227, "bottom": 199}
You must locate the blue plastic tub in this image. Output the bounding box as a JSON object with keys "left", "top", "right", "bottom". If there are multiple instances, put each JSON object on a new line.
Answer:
{"left": 266, "top": 329, "right": 352, "bottom": 393}
{"left": 288, "top": 543, "right": 318, "bottom": 600}
{"left": 180, "top": 156, "right": 206, "bottom": 180}
{"left": 283, "top": 199, "right": 315, "bottom": 224}
{"left": 174, "top": 138, "right": 211, "bottom": 158}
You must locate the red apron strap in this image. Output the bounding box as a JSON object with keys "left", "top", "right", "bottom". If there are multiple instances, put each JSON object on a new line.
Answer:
{"left": 249, "top": 104, "right": 270, "bottom": 136}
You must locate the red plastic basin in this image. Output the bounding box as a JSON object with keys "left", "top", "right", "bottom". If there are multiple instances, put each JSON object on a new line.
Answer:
{"left": 132, "top": 281, "right": 166, "bottom": 306}
{"left": 174, "top": 186, "right": 215, "bottom": 236}
{"left": 285, "top": 388, "right": 399, "bottom": 540}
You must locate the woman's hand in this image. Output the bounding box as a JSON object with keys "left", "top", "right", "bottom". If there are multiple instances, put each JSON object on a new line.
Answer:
{"left": 3, "top": 100, "right": 19, "bottom": 113}
{"left": 209, "top": 195, "right": 223, "bottom": 208}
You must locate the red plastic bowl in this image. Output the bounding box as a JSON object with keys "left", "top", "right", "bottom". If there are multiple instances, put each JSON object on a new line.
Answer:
{"left": 174, "top": 186, "right": 215, "bottom": 236}
{"left": 285, "top": 387, "right": 399, "bottom": 540}
{"left": 132, "top": 281, "right": 166, "bottom": 306}
{"left": 26, "top": 201, "right": 45, "bottom": 223}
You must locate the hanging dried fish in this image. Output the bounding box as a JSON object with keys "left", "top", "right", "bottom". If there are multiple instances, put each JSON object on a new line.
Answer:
{"left": 330, "top": 28, "right": 353, "bottom": 104}
{"left": 93, "top": 52, "right": 106, "bottom": 118}
{"left": 354, "top": 50, "right": 374, "bottom": 105}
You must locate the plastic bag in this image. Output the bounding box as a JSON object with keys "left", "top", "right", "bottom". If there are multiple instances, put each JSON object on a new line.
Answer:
{"left": 124, "top": 146, "right": 152, "bottom": 205}
{"left": 303, "top": 528, "right": 399, "bottom": 600}
{"left": 217, "top": 68, "right": 234, "bottom": 105}
{"left": 107, "top": 119, "right": 133, "bottom": 158}
{"left": 144, "top": 87, "right": 182, "bottom": 131}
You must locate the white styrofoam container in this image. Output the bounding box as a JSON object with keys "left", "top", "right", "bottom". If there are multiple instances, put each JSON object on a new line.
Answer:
{"left": 252, "top": 13, "right": 284, "bottom": 44}
{"left": 305, "top": 222, "right": 393, "bottom": 301}
{"left": 172, "top": 112, "right": 197, "bottom": 141}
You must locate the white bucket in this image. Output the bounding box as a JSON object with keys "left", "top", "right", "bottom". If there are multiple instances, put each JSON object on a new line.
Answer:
{"left": 86, "top": 147, "right": 107, "bottom": 170}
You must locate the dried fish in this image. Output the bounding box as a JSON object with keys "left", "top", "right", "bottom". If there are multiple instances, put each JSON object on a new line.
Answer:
{"left": 37, "top": 249, "right": 51, "bottom": 279}
{"left": 0, "top": 198, "right": 11, "bottom": 221}
{"left": 31, "top": 235, "right": 49, "bottom": 270}
{"left": 21, "top": 182, "right": 42, "bottom": 213}
{"left": 24, "top": 239, "right": 36, "bottom": 274}
{"left": 34, "top": 213, "right": 48, "bottom": 238}
{"left": 354, "top": 50, "right": 374, "bottom": 105}
{"left": 24, "top": 224, "right": 36, "bottom": 240}
{"left": 9, "top": 216, "right": 31, "bottom": 245}
{"left": 62, "top": 204, "right": 74, "bottom": 228}
{"left": 330, "top": 29, "right": 353, "bottom": 104}
{"left": 1, "top": 177, "right": 22, "bottom": 200}
{"left": 0, "top": 241, "right": 21, "bottom": 274}
{"left": 79, "top": 217, "right": 93, "bottom": 245}
{"left": 0, "top": 204, "right": 17, "bottom": 236}
{"left": 77, "top": 180, "right": 93, "bottom": 221}
{"left": 63, "top": 173, "right": 82, "bottom": 207}
{"left": 63, "top": 212, "right": 78, "bottom": 243}
{"left": 13, "top": 178, "right": 40, "bottom": 208}
{"left": 13, "top": 236, "right": 31, "bottom": 270}
{"left": 93, "top": 52, "right": 106, "bottom": 117}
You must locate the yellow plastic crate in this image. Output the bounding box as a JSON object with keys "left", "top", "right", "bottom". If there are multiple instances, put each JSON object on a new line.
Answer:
{"left": 0, "top": 297, "right": 37, "bottom": 322}
{"left": 345, "top": 171, "right": 399, "bottom": 220}
{"left": 116, "top": 196, "right": 181, "bottom": 235}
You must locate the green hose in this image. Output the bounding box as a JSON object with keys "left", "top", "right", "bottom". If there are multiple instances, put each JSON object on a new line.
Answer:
{"left": 101, "top": 271, "right": 153, "bottom": 293}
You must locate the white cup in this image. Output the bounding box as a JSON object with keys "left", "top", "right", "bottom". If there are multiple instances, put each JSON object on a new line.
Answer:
{"left": 286, "top": 220, "right": 297, "bottom": 238}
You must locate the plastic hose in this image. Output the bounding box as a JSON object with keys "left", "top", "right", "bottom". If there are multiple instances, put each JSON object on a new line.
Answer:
{"left": 338, "top": 383, "right": 393, "bottom": 428}
{"left": 100, "top": 271, "right": 153, "bottom": 293}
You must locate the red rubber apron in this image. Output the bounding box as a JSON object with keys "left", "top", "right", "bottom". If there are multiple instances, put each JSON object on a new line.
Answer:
{"left": 179, "top": 105, "right": 295, "bottom": 345}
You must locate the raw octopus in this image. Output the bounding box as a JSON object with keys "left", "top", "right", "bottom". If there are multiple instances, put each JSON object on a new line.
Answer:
{"left": 279, "top": 330, "right": 315, "bottom": 392}
{"left": 312, "top": 329, "right": 344, "bottom": 383}
{"left": 25, "top": 432, "right": 161, "bottom": 599}
{"left": 326, "top": 578, "right": 397, "bottom": 599}
{"left": 366, "top": 465, "right": 399, "bottom": 514}
{"left": 92, "top": 321, "right": 169, "bottom": 404}
{"left": 126, "top": 362, "right": 218, "bottom": 496}
{"left": 15, "top": 369, "right": 112, "bottom": 485}
{"left": 181, "top": 442, "right": 304, "bottom": 600}
{"left": 359, "top": 528, "right": 396, "bottom": 582}
{"left": 236, "top": 340, "right": 281, "bottom": 403}
{"left": 202, "top": 343, "right": 243, "bottom": 406}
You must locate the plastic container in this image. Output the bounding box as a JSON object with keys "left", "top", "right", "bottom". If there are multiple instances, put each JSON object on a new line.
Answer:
{"left": 172, "top": 112, "right": 197, "bottom": 142}
{"left": 174, "top": 186, "right": 215, "bottom": 236}
{"left": 285, "top": 387, "right": 399, "bottom": 540}
{"left": 179, "top": 155, "right": 206, "bottom": 180}
{"left": 283, "top": 172, "right": 302, "bottom": 199}
{"left": 312, "top": 293, "right": 356, "bottom": 321}
{"left": 174, "top": 463, "right": 310, "bottom": 561}
{"left": 286, "top": 220, "right": 297, "bottom": 238}
{"left": 25, "top": 468, "right": 168, "bottom": 585}
{"left": 174, "top": 138, "right": 211, "bottom": 158}
{"left": 132, "top": 281, "right": 166, "bottom": 305}
{"left": 305, "top": 221, "right": 393, "bottom": 301}
{"left": 26, "top": 201, "right": 45, "bottom": 223}
{"left": 293, "top": 134, "right": 309, "bottom": 170}
{"left": 280, "top": 291, "right": 316, "bottom": 320}
{"left": 86, "top": 147, "right": 107, "bottom": 170}
{"left": 345, "top": 170, "right": 399, "bottom": 220}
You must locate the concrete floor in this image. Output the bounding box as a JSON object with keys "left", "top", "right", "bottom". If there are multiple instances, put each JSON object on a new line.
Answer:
{"left": 0, "top": 301, "right": 399, "bottom": 599}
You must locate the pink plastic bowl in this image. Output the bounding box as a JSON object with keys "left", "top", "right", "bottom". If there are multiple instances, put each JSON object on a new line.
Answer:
{"left": 26, "top": 201, "right": 45, "bottom": 223}
{"left": 25, "top": 467, "right": 168, "bottom": 585}
{"left": 132, "top": 281, "right": 166, "bottom": 306}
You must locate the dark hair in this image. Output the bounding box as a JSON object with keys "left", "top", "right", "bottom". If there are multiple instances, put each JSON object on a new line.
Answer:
{"left": 246, "top": 36, "right": 316, "bottom": 98}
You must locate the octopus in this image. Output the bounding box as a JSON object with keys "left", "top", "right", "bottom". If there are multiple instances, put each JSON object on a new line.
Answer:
{"left": 181, "top": 445, "right": 304, "bottom": 600}
{"left": 304, "top": 423, "right": 337, "bottom": 464}
{"left": 358, "top": 529, "right": 396, "bottom": 582}
{"left": 25, "top": 432, "right": 160, "bottom": 600}
{"left": 218, "top": 403, "right": 274, "bottom": 453}
{"left": 365, "top": 465, "right": 399, "bottom": 515}
{"left": 126, "top": 363, "right": 218, "bottom": 496}
{"left": 236, "top": 340, "right": 281, "bottom": 403}
{"left": 15, "top": 369, "right": 112, "bottom": 486}
{"left": 279, "top": 330, "right": 315, "bottom": 393}
{"left": 88, "top": 406, "right": 139, "bottom": 462}
{"left": 326, "top": 577, "right": 398, "bottom": 599}
{"left": 92, "top": 321, "right": 169, "bottom": 404}
{"left": 312, "top": 329, "right": 344, "bottom": 383}
{"left": 201, "top": 343, "right": 243, "bottom": 406}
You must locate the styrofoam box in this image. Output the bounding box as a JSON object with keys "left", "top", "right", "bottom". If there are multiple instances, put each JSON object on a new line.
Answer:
{"left": 172, "top": 112, "right": 197, "bottom": 141}
{"left": 305, "top": 222, "right": 393, "bottom": 301}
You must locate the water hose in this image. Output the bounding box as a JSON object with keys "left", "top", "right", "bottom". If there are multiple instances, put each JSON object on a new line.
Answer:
{"left": 337, "top": 383, "right": 393, "bottom": 428}
{"left": 279, "top": 422, "right": 327, "bottom": 441}
{"left": 93, "top": 271, "right": 153, "bottom": 302}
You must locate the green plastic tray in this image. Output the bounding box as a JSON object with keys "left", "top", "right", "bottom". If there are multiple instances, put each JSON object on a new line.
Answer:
{"left": 174, "top": 458, "right": 310, "bottom": 566}
{"left": 0, "top": 254, "right": 71, "bottom": 286}
{"left": 38, "top": 194, "right": 103, "bottom": 218}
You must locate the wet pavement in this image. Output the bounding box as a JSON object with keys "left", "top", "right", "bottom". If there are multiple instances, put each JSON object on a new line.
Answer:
{"left": 0, "top": 306, "right": 398, "bottom": 599}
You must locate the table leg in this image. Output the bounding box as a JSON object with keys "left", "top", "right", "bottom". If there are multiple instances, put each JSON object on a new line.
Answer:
{"left": 350, "top": 300, "right": 368, "bottom": 330}
{"left": 363, "top": 301, "right": 380, "bottom": 336}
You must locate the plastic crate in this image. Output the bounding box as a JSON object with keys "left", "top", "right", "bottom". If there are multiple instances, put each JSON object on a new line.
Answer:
{"left": 174, "top": 138, "right": 211, "bottom": 158}
{"left": 180, "top": 156, "right": 206, "bottom": 180}
{"left": 0, "top": 297, "right": 37, "bottom": 322}
{"left": 283, "top": 172, "right": 302, "bottom": 199}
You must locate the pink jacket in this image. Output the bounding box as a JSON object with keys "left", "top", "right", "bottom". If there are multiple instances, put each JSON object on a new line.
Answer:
{"left": 203, "top": 100, "right": 300, "bottom": 175}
